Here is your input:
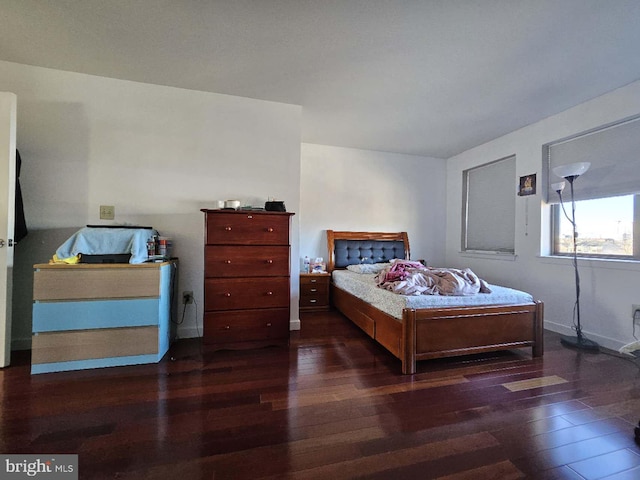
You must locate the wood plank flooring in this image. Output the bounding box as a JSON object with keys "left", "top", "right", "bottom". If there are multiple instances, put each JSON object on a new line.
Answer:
{"left": 2, "top": 309, "right": 640, "bottom": 479}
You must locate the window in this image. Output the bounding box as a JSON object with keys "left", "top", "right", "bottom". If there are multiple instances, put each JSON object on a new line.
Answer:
{"left": 462, "top": 155, "right": 515, "bottom": 254}
{"left": 553, "top": 194, "right": 638, "bottom": 258}
{"left": 547, "top": 116, "right": 640, "bottom": 260}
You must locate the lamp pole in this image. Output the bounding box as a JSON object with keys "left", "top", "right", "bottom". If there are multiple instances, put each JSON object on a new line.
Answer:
{"left": 569, "top": 176, "right": 583, "bottom": 341}
{"left": 560, "top": 175, "right": 599, "bottom": 351}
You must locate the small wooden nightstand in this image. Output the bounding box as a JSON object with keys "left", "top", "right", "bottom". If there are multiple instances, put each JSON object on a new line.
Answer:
{"left": 299, "top": 273, "right": 331, "bottom": 311}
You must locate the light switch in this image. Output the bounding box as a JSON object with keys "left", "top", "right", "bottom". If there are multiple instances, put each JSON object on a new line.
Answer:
{"left": 100, "top": 205, "right": 115, "bottom": 220}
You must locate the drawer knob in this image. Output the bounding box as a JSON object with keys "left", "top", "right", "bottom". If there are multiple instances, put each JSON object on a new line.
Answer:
{"left": 309, "top": 299, "right": 317, "bottom": 303}
{"left": 310, "top": 279, "right": 317, "bottom": 283}
{"left": 266, "top": 291, "right": 273, "bottom": 295}
{"left": 225, "top": 260, "right": 232, "bottom": 264}
{"left": 266, "top": 322, "right": 272, "bottom": 327}
{"left": 225, "top": 226, "right": 232, "bottom": 231}
{"left": 225, "top": 292, "right": 231, "bottom": 297}
{"left": 267, "top": 227, "right": 274, "bottom": 232}
{"left": 266, "top": 259, "right": 273, "bottom": 264}
{"left": 310, "top": 288, "right": 317, "bottom": 292}
{"left": 224, "top": 325, "right": 230, "bottom": 329}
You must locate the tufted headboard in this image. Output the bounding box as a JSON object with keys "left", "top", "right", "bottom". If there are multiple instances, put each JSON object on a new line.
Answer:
{"left": 326, "top": 230, "right": 410, "bottom": 272}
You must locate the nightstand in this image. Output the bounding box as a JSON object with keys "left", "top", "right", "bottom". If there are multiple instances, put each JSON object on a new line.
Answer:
{"left": 299, "top": 273, "right": 331, "bottom": 311}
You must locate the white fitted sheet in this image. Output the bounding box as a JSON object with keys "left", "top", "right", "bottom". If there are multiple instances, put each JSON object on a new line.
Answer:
{"left": 332, "top": 270, "right": 534, "bottom": 320}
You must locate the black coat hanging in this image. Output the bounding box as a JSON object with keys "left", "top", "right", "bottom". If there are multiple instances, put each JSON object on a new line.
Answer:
{"left": 14, "top": 149, "right": 27, "bottom": 243}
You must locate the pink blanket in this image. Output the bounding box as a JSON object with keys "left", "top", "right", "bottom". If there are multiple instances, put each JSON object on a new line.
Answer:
{"left": 374, "top": 260, "right": 492, "bottom": 296}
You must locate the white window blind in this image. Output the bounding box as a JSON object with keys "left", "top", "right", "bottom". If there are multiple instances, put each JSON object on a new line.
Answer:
{"left": 547, "top": 116, "right": 640, "bottom": 204}
{"left": 463, "top": 156, "right": 516, "bottom": 253}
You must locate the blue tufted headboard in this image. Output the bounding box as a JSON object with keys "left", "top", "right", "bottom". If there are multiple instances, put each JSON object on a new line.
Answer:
{"left": 327, "top": 230, "right": 410, "bottom": 271}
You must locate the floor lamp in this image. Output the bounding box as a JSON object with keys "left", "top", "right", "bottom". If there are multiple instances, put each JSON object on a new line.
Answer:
{"left": 551, "top": 161, "right": 599, "bottom": 352}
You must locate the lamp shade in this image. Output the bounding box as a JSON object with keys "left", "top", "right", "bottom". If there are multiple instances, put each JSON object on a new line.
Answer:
{"left": 551, "top": 182, "right": 566, "bottom": 193}
{"left": 553, "top": 162, "right": 590, "bottom": 179}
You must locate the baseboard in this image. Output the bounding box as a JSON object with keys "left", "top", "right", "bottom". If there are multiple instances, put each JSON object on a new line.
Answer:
{"left": 544, "top": 320, "right": 626, "bottom": 352}
{"left": 175, "top": 325, "right": 201, "bottom": 340}
{"left": 11, "top": 336, "right": 31, "bottom": 351}
{"left": 176, "top": 318, "right": 302, "bottom": 340}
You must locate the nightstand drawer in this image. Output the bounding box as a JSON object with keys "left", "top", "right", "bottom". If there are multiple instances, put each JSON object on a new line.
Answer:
{"left": 300, "top": 274, "right": 330, "bottom": 286}
{"left": 300, "top": 281, "right": 328, "bottom": 296}
{"left": 300, "top": 295, "right": 329, "bottom": 309}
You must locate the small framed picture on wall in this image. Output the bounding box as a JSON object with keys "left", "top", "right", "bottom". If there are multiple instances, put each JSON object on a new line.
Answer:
{"left": 518, "top": 174, "right": 536, "bottom": 196}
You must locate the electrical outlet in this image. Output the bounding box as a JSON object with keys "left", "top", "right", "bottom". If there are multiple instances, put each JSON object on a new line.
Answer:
{"left": 633, "top": 305, "right": 640, "bottom": 322}
{"left": 182, "top": 291, "right": 194, "bottom": 304}
{"left": 99, "top": 205, "right": 115, "bottom": 220}
{"left": 621, "top": 340, "right": 640, "bottom": 354}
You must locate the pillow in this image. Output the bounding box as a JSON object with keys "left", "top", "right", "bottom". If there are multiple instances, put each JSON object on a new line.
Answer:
{"left": 346, "top": 262, "right": 390, "bottom": 274}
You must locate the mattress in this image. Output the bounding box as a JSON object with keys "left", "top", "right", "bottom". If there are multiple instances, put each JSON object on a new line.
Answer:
{"left": 332, "top": 269, "right": 534, "bottom": 320}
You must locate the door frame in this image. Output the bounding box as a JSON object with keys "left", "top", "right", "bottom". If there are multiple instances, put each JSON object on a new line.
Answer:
{"left": 0, "top": 92, "right": 17, "bottom": 368}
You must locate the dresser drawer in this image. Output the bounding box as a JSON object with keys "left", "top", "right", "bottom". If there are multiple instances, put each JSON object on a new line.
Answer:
{"left": 205, "top": 277, "right": 289, "bottom": 311}
{"left": 204, "top": 309, "right": 289, "bottom": 344}
{"left": 34, "top": 267, "right": 160, "bottom": 301}
{"left": 205, "top": 212, "right": 290, "bottom": 245}
{"left": 205, "top": 246, "right": 290, "bottom": 277}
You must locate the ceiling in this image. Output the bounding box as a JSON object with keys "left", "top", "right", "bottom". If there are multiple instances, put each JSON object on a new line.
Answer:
{"left": 2, "top": 0, "right": 640, "bottom": 159}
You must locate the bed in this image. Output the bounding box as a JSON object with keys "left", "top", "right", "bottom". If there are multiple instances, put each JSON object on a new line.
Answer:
{"left": 327, "top": 230, "right": 544, "bottom": 374}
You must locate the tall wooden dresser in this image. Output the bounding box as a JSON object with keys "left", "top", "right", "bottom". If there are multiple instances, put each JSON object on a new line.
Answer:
{"left": 202, "top": 209, "right": 294, "bottom": 350}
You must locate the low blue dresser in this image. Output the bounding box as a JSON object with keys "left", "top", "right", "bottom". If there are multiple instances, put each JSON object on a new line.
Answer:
{"left": 31, "top": 261, "right": 175, "bottom": 374}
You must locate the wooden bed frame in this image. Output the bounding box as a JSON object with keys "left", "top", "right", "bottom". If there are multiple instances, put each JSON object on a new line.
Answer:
{"left": 327, "top": 230, "right": 544, "bottom": 374}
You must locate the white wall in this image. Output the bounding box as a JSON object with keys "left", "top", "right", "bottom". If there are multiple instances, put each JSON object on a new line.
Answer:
{"left": 300, "top": 143, "right": 447, "bottom": 267}
{"left": 445, "top": 80, "right": 640, "bottom": 351}
{"left": 0, "top": 60, "right": 302, "bottom": 347}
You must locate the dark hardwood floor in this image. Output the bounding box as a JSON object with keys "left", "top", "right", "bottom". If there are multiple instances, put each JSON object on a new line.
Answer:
{"left": 2, "top": 310, "right": 640, "bottom": 479}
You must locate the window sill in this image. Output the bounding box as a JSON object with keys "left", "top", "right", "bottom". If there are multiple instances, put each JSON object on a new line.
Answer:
{"left": 538, "top": 255, "right": 640, "bottom": 271}
{"left": 459, "top": 251, "right": 517, "bottom": 261}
